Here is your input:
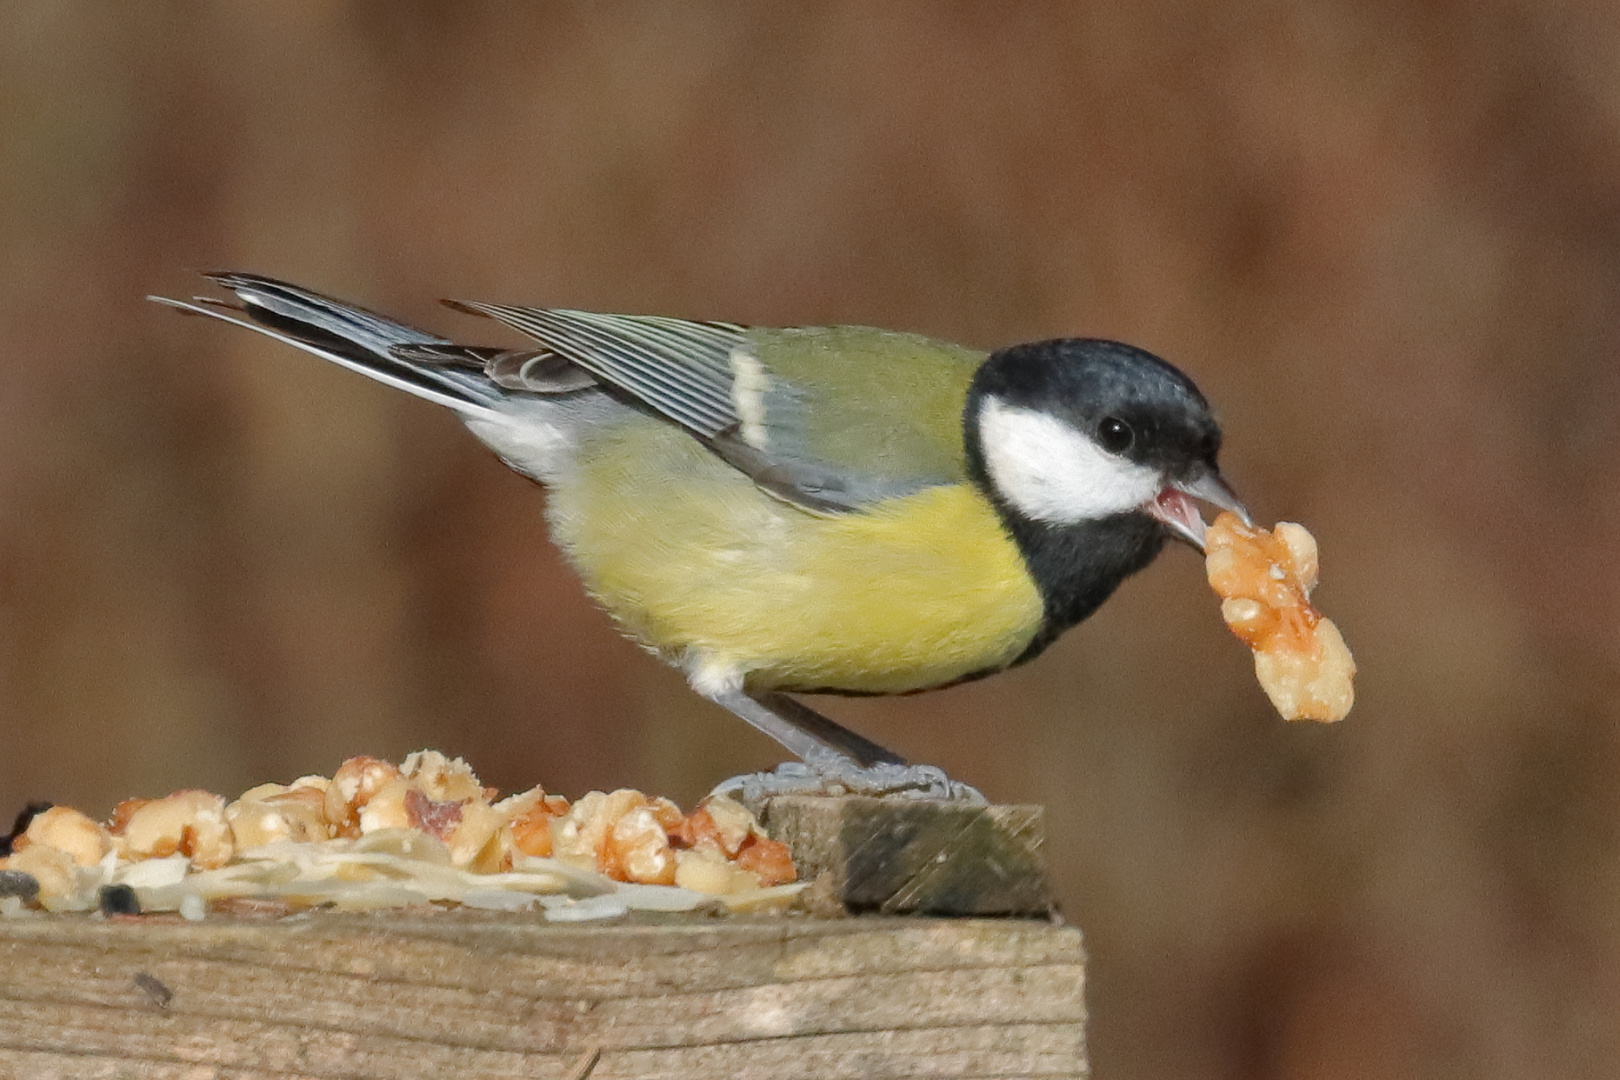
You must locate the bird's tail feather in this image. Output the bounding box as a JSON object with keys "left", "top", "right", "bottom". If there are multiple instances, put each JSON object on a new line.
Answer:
{"left": 149, "top": 272, "right": 504, "bottom": 414}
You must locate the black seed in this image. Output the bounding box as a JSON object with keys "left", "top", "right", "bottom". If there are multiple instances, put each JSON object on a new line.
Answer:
{"left": 99, "top": 884, "right": 142, "bottom": 916}
{"left": 0, "top": 870, "right": 40, "bottom": 903}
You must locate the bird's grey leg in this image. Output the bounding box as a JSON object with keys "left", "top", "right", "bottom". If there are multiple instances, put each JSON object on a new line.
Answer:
{"left": 706, "top": 687, "right": 904, "bottom": 767}
{"left": 697, "top": 685, "right": 985, "bottom": 803}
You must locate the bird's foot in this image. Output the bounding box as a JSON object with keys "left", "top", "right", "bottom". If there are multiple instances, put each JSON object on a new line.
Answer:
{"left": 710, "top": 759, "right": 986, "bottom": 804}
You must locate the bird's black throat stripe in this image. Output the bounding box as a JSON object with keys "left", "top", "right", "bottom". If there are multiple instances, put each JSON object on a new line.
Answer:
{"left": 960, "top": 402, "right": 1169, "bottom": 669}
{"left": 996, "top": 511, "right": 1166, "bottom": 666}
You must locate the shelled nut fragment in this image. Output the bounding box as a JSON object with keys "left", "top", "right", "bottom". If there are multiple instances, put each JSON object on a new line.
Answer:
{"left": 20, "top": 807, "right": 112, "bottom": 867}
{"left": 1206, "top": 513, "right": 1355, "bottom": 722}
{"left": 553, "top": 790, "right": 678, "bottom": 885}
{"left": 500, "top": 787, "right": 571, "bottom": 859}
{"left": 228, "top": 783, "right": 332, "bottom": 848}
{"left": 119, "top": 790, "right": 234, "bottom": 869}
{"left": 325, "top": 757, "right": 401, "bottom": 837}
{"left": 5, "top": 844, "right": 77, "bottom": 907}
{"left": 681, "top": 795, "right": 796, "bottom": 887}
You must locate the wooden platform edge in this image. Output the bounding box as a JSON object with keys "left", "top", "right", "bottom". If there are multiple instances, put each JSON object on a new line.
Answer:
{"left": 0, "top": 911, "right": 1085, "bottom": 1080}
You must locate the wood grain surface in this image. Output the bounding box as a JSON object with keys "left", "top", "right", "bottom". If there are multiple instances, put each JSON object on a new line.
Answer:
{"left": 755, "top": 797, "right": 1052, "bottom": 916}
{"left": 0, "top": 912, "right": 1085, "bottom": 1079}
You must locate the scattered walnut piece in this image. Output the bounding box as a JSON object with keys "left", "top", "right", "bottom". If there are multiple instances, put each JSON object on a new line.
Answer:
{"left": 444, "top": 799, "right": 503, "bottom": 870}
{"left": 401, "top": 750, "right": 486, "bottom": 804}
{"left": 22, "top": 807, "right": 112, "bottom": 868}
{"left": 402, "top": 787, "right": 463, "bottom": 841}
{"left": 109, "top": 797, "right": 153, "bottom": 835}
{"left": 117, "top": 790, "right": 235, "bottom": 869}
{"left": 679, "top": 794, "right": 755, "bottom": 857}
{"left": 735, "top": 833, "right": 797, "bottom": 887}
{"left": 1206, "top": 513, "right": 1355, "bottom": 722}
{"left": 609, "top": 806, "right": 676, "bottom": 885}
{"left": 499, "top": 787, "right": 571, "bottom": 859}
{"left": 226, "top": 800, "right": 289, "bottom": 850}
{"left": 674, "top": 847, "right": 756, "bottom": 895}
{"left": 326, "top": 757, "right": 403, "bottom": 837}
{"left": 349, "top": 760, "right": 502, "bottom": 869}
{"left": 4, "top": 843, "right": 78, "bottom": 906}
{"left": 553, "top": 789, "right": 681, "bottom": 884}
{"left": 551, "top": 790, "right": 615, "bottom": 869}
{"left": 674, "top": 795, "right": 796, "bottom": 888}
{"left": 355, "top": 777, "right": 414, "bottom": 834}
{"left": 228, "top": 784, "right": 332, "bottom": 848}
{"left": 647, "top": 796, "right": 684, "bottom": 835}
{"left": 270, "top": 786, "right": 333, "bottom": 837}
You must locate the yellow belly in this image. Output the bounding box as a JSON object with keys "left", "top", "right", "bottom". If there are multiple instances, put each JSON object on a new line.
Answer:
{"left": 547, "top": 423, "right": 1043, "bottom": 693}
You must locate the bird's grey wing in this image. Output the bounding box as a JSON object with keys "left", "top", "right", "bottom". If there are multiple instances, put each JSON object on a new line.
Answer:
{"left": 389, "top": 342, "right": 599, "bottom": 393}
{"left": 446, "top": 302, "right": 948, "bottom": 512}
{"left": 445, "top": 302, "right": 745, "bottom": 434}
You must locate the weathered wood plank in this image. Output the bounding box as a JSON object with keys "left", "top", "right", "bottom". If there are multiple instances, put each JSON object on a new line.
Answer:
{"left": 755, "top": 797, "right": 1053, "bottom": 916}
{"left": 0, "top": 913, "right": 1085, "bottom": 1079}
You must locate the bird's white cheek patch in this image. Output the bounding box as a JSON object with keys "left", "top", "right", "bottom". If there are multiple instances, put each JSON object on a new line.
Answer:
{"left": 977, "top": 398, "right": 1160, "bottom": 524}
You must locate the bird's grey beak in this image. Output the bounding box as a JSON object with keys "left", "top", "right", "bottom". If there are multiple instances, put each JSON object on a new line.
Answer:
{"left": 1145, "top": 470, "right": 1251, "bottom": 552}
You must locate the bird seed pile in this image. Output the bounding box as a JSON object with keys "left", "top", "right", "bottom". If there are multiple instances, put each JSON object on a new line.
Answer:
{"left": 0, "top": 751, "right": 801, "bottom": 921}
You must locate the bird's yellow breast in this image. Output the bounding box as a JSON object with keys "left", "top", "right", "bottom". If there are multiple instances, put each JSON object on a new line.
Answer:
{"left": 547, "top": 421, "right": 1043, "bottom": 694}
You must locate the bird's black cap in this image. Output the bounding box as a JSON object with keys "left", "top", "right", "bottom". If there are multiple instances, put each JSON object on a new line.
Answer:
{"left": 969, "top": 338, "right": 1221, "bottom": 482}
{"left": 963, "top": 338, "right": 1229, "bottom": 661}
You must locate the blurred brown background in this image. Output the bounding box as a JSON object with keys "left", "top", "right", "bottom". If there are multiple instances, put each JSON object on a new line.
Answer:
{"left": 2, "top": 2, "right": 1617, "bottom": 1077}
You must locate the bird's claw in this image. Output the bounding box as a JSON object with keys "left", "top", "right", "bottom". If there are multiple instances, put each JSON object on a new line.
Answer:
{"left": 710, "top": 760, "right": 986, "bottom": 804}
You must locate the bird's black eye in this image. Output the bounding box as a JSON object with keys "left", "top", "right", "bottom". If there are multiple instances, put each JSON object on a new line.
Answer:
{"left": 1098, "top": 416, "right": 1134, "bottom": 454}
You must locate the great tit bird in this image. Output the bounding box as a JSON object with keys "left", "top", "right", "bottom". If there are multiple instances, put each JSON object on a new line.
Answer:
{"left": 154, "top": 273, "right": 1247, "bottom": 799}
